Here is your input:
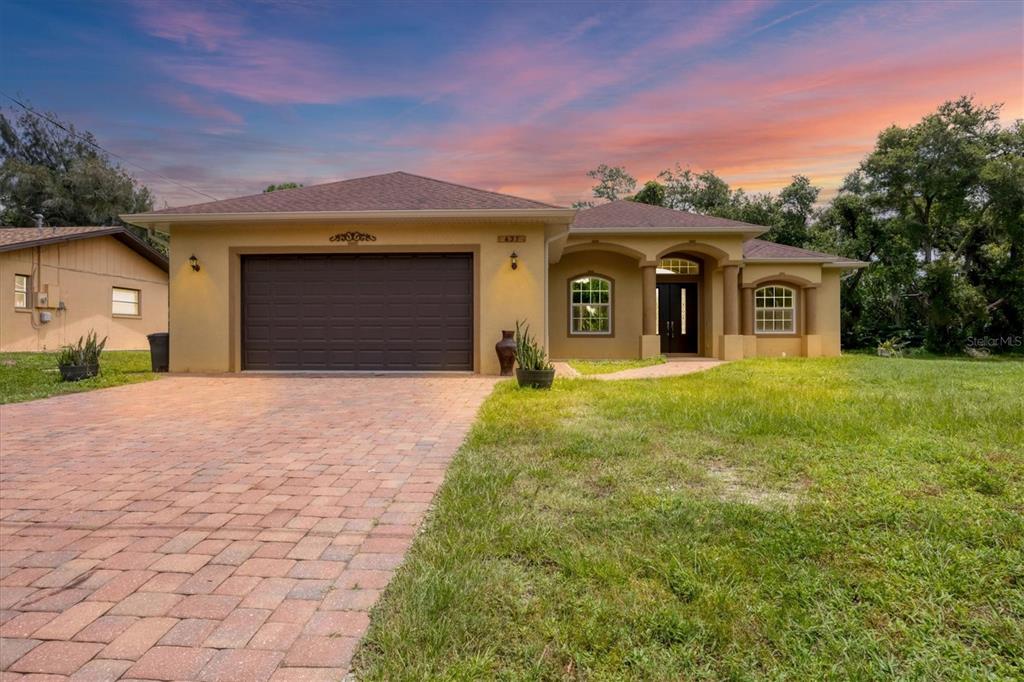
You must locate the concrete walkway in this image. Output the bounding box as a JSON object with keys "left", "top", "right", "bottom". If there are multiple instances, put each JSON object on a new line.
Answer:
{"left": 553, "top": 357, "right": 726, "bottom": 381}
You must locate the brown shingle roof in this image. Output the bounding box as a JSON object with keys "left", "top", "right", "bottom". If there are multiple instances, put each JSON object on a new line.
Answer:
{"left": 0, "top": 226, "right": 168, "bottom": 271}
{"left": 570, "top": 202, "right": 863, "bottom": 266}
{"left": 571, "top": 200, "right": 765, "bottom": 230}
{"left": 0, "top": 225, "right": 114, "bottom": 248}
{"left": 742, "top": 238, "right": 863, "bottom": 265}
{"left": 146, "top": 171, "right": 560, "bottom": 215}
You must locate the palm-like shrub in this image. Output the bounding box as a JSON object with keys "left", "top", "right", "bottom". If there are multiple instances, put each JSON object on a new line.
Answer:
{"left": 514, "top": 320, "right": 552, "bottom": 371}
{"left": 56, "top": 330, "right": 107, "bottom": 367}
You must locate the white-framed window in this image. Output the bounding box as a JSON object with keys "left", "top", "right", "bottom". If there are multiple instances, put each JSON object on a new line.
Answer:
{"left": 570, "top": 275, "right": 612, "bottom": 335}
{"left": 112, "top": 287, "right": 140, "bottom": 316}
{"left": 657, "top": 257, "right": 700, "bottom": 275}
{"left": 755, "top": 285, "right": 796, "bottom": 333}
{"left": 14, "top": 274, "right": 30, "bottom": 309}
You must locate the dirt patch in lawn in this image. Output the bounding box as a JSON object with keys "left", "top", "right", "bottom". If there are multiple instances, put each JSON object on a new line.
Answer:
{"left": 704, "top": 461, "right": 802, "bottom": 507}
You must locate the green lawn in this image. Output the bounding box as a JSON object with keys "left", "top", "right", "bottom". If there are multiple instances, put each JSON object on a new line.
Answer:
{"left": 568, "top": 356, "right": 666, "bottom": 375}
{"left": 0, "top": 351, "right": 156, "bottom": 404}
{"left": 355, "top": 356, "right": 1024, "bottom": 680}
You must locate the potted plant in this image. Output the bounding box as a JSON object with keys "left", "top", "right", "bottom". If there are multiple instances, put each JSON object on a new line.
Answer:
{"left": 514, "top": 320, "right": 555, "bottom": 389}
{"left": 56, "top": 331, "right": 107, "bottom": 381}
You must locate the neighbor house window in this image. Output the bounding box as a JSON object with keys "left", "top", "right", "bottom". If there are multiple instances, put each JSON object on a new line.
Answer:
{"left": 112, "top": 287, "right": 140, "bottom": 316}
{"left": 657, "top": 258, "right": 700, "bottom": 275}
{"left": 755, "top": 285, "right": 796, "bottom": 333}
{"left": 570, "top": 275, "right": 612, "bottom": 335}
{"left": 14, "top": 274, "right": 30, "bottom": 309}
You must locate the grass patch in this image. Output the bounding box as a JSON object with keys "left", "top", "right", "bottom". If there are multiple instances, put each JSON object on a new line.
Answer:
{"left": 0, "top": 351, "right": 156, "bottom": 404}
{"left": 569, "top": 356, "right": 666, "bottom": 375}
{"left": 355, "top": 356, "right": 1024, "bottom": 680}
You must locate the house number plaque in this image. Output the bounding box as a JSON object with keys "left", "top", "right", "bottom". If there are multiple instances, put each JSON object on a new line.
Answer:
{"left": 329, "top": 231, "right": 377, "bottom": 243}
{"left": 498, "top": 235, "right": 526, "bottom": 243}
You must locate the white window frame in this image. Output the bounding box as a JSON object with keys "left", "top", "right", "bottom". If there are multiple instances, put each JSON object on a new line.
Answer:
{"left": 569, "top": 275, "right": 613, "bottom": 336}
{"left": 14, "top": 274, "right": 30, "bottom": 309}
{"left": 112, "top": 286, "right": 141, "bottom": 317}
{"left": 657, "top": 257, "right": 700, "bottom": 275}
{"left": 755, "top": 285, "right": 796, "bottom": 334}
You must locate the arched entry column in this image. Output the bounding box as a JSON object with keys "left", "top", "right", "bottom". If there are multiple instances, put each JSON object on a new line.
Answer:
{"left": 720, "top": 263, "right": 745, "bottom": 360}
{"left": 802, "top": 284, "right": 822, "bottom": 357}
{"left": 639, "top": 262, "right": 659, "bottom": 358}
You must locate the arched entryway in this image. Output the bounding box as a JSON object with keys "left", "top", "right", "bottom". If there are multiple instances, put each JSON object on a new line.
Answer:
{"left": 655, "top": 253, "right": 706, "bottom": 355}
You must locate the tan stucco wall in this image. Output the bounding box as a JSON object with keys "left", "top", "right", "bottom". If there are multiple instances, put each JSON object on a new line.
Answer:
{"left": 819, "top": 269, "right": 842, "bottom": 356}
{"left": 164, "top": 221, "right": 850, "bottom": 371}
{"left": 0, "top": 237, "right": 168, "bottom": 352}
{"left": 552, "top": 234, "right": 742, "bottom": 360}
{"left": 548, "top": 250, "right": 642, "bottom": 360}
{"left": 742, "top": 263, "right": 841, "bottom": 358}
{"left": 548, "top": 236, "right": 847, "bottom": 361}
{"left": 167, "top": 220, "right": 550, "bottom": 374}
{"left": 741, "top": 263, "right": 822, "bottom": 287}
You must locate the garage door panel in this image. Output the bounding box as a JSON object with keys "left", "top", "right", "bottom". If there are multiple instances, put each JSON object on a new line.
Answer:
{"left": 242, "top": 253, "right": 473, "bottom": 371}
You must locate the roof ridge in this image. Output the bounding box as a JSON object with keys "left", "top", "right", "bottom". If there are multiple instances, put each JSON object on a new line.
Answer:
{"left": 577, "top": 199, "right": 766, "bottom": 230}
{"left": 148, "top": 171, "right": 405, "bottom": 213}
{"left": 144, "top": 170, "right": 562, "bottom": 214}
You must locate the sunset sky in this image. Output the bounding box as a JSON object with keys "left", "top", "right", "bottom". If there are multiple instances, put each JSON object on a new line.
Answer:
{"left": 1, "top": 0, "right": 1021, "bottom": 208}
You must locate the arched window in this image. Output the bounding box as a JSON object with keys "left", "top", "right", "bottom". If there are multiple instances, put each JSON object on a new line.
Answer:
{"left": 755, "top": 285, "right": 796, "bottom": 333}
{"left": 657, "top": 257, "right": 700, "bottom": 275}
{"left": 569, "top": 275, "right": 612, "bottom": 335}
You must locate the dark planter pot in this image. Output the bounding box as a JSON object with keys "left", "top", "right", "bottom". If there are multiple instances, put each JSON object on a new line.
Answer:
{"left": 495, "top": 330, "right": 516, "bottom": 376}
{"left": 516, "top": 367, "right": 555, "bottom": 389}
{"left": 59, "top": 363, "right": 98, "bottom": 382}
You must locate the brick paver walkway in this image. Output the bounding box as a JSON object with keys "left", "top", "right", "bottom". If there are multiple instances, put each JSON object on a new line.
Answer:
{"left": 0, "top": 375, "right": 496, "bottom": 681}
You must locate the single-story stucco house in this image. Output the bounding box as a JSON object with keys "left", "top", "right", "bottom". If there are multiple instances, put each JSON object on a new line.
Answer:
{"left": 123, "top": 171, "right": 864, "bottom": 375}
{"left": 1, "top": 226, "right": 169, "bottom": 352}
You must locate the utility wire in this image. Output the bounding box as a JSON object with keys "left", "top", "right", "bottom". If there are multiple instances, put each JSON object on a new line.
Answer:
{"left": 1, "top": 91, "right": 221, "bottom": 203}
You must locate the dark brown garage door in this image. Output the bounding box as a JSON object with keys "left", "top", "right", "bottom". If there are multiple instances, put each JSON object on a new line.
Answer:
{"left": 242, "top": 253, "right": 473, "bottom": 371}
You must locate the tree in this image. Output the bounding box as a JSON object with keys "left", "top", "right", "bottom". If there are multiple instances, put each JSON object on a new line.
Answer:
{"left": 814, "top": 97, "right": 1023, "bottom": 352}
{"left": 585, "top": 164, "right": 636, "bottom": 201}
{"left": 631, "top": 180, "right": 665, "bottom": 206}
{"left": 0, "top": 107, "right": 154, "bottom": 228}
{"left": 812, "top": 173, "right": 920, "bottom": 347}
{"left": 773, "top": 175, "right": 819, "bottom": 246}
{"left": 583, "top": 97, "right": 1022, "bottom": 353}
{"left": 264, "top": 182, "right": 303, "bottom": 193}
{"left": 859, "top": 97, "right": 1001, "bottom": 265}
{"left": 659, "top": 166, "right": 735, "bottom": 214}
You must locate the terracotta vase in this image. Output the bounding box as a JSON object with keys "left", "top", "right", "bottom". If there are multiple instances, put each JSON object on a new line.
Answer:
{"left": 495, "top": 330, "right": 516, "bottom": 376}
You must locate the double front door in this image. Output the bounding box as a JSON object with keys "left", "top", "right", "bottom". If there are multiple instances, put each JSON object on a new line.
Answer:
{"left": 657, "top": 282, "right": 699, "bottom": 354}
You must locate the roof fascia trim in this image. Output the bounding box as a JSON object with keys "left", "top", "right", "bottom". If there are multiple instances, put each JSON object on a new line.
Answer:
{"left": 122, "top": 208, "right": 577, "bottom": 227}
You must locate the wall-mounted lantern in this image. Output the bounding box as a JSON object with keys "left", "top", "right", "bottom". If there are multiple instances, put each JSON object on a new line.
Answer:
{"left": 510, "top": 251, "right": 519, "bottom": 270}
{"left": 189, "top": 254, "right": 201, "bottom": 272}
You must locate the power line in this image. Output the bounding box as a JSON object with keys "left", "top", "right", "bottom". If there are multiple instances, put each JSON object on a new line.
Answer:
{"left": 0, "top": 91, "right": 221, "bottom": 203}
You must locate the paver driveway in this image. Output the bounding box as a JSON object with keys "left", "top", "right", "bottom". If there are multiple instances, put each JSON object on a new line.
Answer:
{"left": 0, "top": 375, "right": 497, "bottom": 680}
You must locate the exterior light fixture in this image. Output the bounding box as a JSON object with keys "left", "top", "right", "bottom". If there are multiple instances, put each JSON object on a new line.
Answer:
{"left": 510, "top": 251, "right": 519, "bottom": 270}
{"left": 189, "top": 254, "right": 201, "bottom": 272}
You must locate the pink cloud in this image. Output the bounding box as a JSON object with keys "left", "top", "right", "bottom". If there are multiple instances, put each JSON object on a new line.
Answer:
{"left": 136, "top": 5, "right": 245, "bottom": 51}
{"left": 135, "top": 3, "right": 395, "bottom": 105}
{"left": 124, "top": 0, "right": 1021, "bottom": 210}
{"left": 160, "top": 92, "right": 244, "bottom": 127}
{"left": 392, "top": 3, "right": 1023, "bottom": 206}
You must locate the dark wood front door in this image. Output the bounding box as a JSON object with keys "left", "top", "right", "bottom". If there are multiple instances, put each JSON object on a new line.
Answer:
{"left": 657, "top": 282, "right": 699, "bottom": 354}
{"left": 241, "top": 253, "right": 473, "bottom": 371}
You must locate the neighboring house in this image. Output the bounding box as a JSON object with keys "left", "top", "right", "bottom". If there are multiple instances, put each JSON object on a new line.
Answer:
{"left": 123, "top": 171, "right": 865, "bottom": 374}
{"left": 0, "top": 226, "right": 169, "bottom": 352}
